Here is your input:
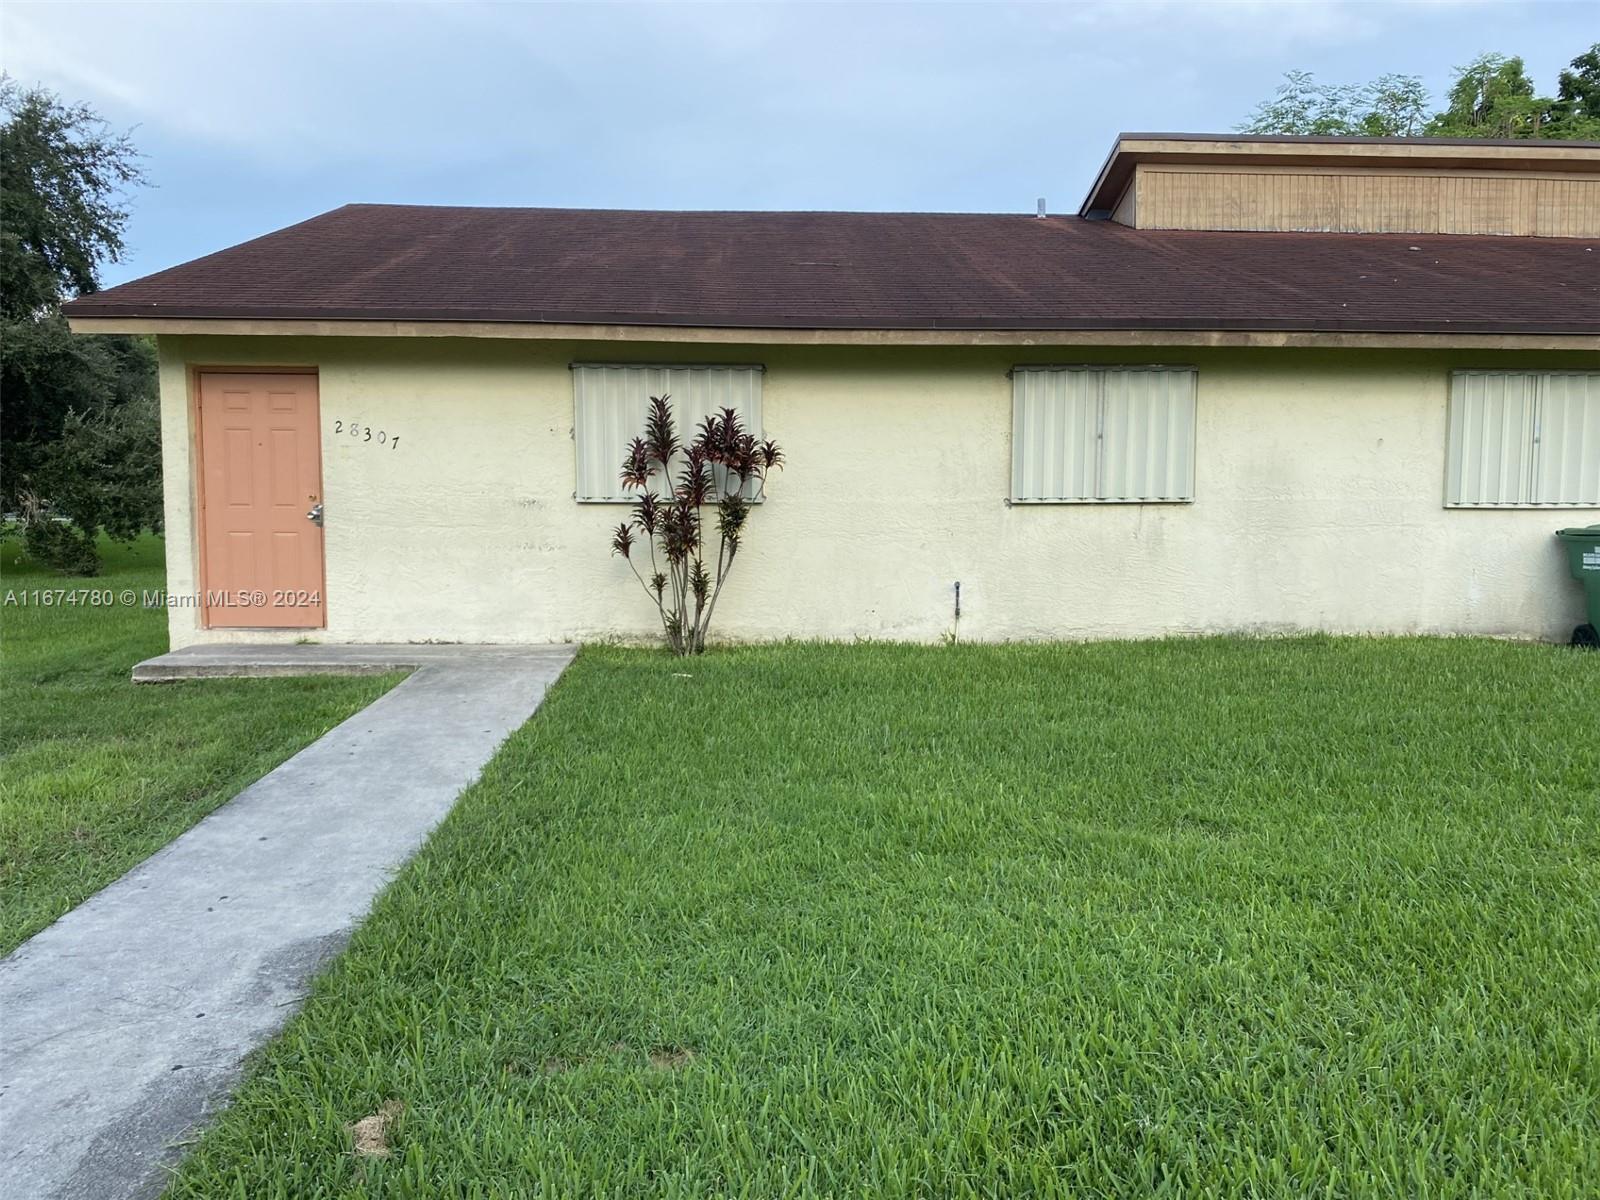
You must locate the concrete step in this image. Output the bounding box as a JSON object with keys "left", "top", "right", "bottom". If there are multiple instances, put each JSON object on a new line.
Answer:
{"left": 132, "top": 643, "right": 580, "bottom": 682}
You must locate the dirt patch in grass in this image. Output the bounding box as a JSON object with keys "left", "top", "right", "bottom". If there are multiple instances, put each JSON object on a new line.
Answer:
{"left": 648, "top": 1046, "right": 696, "bottom": 1070}
{"left": 347, "top": 1100, "right": 404, "bottom": 1158}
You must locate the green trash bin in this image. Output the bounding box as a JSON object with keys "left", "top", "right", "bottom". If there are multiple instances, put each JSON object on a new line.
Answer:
{"left": 1555, "top": 524, "right": 1600, "bottom": 648}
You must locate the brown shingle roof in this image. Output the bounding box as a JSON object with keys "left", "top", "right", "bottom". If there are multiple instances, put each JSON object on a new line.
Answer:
{"left": 63, "top": 204, "right": 1600, "bottom": 335}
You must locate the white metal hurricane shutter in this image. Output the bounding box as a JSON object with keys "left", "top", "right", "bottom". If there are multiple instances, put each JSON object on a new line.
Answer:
{"left": 1012, "top": 368, "right": 1098, "bottom": 501}
{"left": 1446, "top": 372, "right": 1537, "bottom": 506}
{"left": 1101, "top": 369, "right": 1197, "bottom": 502}
{"left": 573, "top": 365, "right": 764, "bottom": 501}
{"left": 1533, "top": 372, "right": 1600, "bottom": 506}
{"left": 1011, "top": 367, "right": 1196, "bottom": 502}
{"left": 1447, "top": 371, "right": 1600, "bottom": 506}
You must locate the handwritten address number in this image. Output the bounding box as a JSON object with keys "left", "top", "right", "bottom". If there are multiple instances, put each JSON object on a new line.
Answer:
{"left": 333, "top": 420, "right": 400, "bottom": 450}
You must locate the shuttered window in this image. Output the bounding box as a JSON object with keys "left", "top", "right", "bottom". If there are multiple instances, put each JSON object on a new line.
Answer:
{"left": 1011, "top": 366, "right": 1197, "bottom": 503}
{"left": 1446, "top": 371, "right": 1600, "bottom": 507}
{"left": 572, "top": 364, "right": 764, "bottom": 502}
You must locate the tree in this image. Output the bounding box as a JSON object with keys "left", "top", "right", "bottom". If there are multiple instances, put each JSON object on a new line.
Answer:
{"left": 34, "top": 393, "right": 163, "bottom": 541}
{"left": 1362, "top": 75, "right": 1431, "bottom": 137}
{"left": 1546, "top": 44, "right": 1600, "bottom": 139}
{"left": 0, "top": 77, "right": 143, "bottom": 320}
{"left": 1425, "top": 53, "right": 1550, "bottom": 138}
{"left": 609, "top": 396, "right": 783, "bottom": 656}
{"left": 1238, "top": 70, "right": 1427, "bottom": 137}
{"left": 1, "top": 76, "right": 158, "bottom": 573}
{"left": 1240, "top": 45, "right": 1600, "bottom": 142}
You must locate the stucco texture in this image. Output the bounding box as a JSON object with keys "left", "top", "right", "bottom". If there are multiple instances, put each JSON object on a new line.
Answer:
{"left": 156, "top": 337, "right": 1599, "bottom": 648}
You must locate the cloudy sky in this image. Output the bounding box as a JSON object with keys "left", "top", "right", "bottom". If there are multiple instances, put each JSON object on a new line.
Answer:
{"left": 3, "top": 1, "right": 1594, "bottom": 287}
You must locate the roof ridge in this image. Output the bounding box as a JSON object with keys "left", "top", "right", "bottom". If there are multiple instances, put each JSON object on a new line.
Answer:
{"left": 332, "top": 202, "right": 1067, "bottom": 218}
{"left": 1115, "top": 131, "right": 1600, "bottom": 150}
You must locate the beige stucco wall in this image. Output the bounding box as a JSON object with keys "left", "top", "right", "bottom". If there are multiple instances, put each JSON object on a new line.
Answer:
{"left": 155, "top": 337, "right": 1599, "bottom": 649}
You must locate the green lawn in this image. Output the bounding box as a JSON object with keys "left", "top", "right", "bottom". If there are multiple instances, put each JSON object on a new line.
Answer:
{"left": 167, "top": 638, "right": 1597, "bottom": 1198}
{"left": 0, "top": 536, "right": 400, "bottom": 953}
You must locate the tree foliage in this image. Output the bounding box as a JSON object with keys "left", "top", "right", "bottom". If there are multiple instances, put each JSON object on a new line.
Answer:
{"left": 34, "top": 393, "right": 164, "bottom": 540}
{"left": 1426, "top": 53, "right": 1549, "bottom": 138}
{"left": 1548, "top": 44, "right": 1600, "bottom": 139}
{"left": 1240, "top": 70, "right": 1428, "bottom": 136}
{"left": 1, "top": 76, "right": 158, "bottom": 573}
{"left": 0, "top": 76, "right": 142, "bottom": 320}
{"left": 609, "top": 396, "right": 783, "bottom": 656}
{"left": 1241, "top": 44, "right": 1600, "bottom": 141}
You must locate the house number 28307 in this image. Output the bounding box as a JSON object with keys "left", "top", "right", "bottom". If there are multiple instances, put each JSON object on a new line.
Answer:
{"left": 332, "top": 420, "right": 400, "bottom": 450}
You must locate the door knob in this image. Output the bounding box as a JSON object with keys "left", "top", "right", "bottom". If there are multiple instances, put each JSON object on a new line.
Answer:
{"left": 307, "top": 503, "right": 324, "bottom": 526}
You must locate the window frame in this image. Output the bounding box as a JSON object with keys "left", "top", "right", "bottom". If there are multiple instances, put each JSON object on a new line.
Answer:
{"left": 1009, "top": 364, "right": 1198, "bottom": 505}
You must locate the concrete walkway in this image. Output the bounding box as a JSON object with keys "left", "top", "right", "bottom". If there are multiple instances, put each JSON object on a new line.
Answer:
{"left": 0, "top": 644, "right": 576, "bottom": 1200}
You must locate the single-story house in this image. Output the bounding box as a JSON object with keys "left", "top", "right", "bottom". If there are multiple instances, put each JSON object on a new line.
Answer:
{"left": 65, "top": 133, "right": 1600, "bottom": 648}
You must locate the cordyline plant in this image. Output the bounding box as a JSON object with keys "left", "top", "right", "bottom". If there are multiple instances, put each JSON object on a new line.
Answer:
{"left": 610, "top": 394, "right": 783, "bottom": 656}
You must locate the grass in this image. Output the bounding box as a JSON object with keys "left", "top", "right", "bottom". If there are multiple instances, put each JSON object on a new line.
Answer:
{"left": 165, "top": 637, "right": 1598, "bottom": 1198}
{"left": 0, "top": 536, "right": 401, "bottom": 953}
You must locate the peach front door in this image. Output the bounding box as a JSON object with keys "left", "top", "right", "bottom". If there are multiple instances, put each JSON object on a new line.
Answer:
{"left": 196, "top": 372, "right": 326, "bottom": 628}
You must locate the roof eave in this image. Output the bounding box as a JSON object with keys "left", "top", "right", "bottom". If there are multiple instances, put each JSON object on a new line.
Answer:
{"left": 64, "top": 312, "right": 1600, "bottom": 352}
